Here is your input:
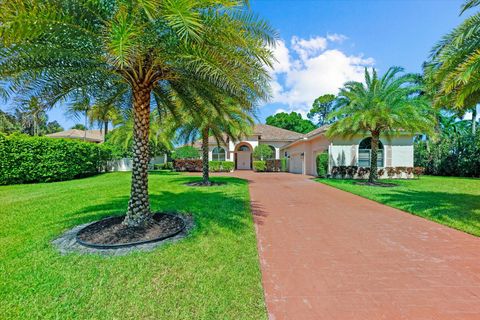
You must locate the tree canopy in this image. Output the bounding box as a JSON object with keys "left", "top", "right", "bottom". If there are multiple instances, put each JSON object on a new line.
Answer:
{"left": 307, "top": 94, "right": 336, "bottom": 126}
{"left": 266, "top": 112, "right": 316, "bottom": 134}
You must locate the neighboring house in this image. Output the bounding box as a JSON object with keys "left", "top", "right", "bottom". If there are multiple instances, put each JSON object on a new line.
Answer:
{"left": 191, "top": 123, "right": 415, "bottom": 176}
{"left": 46, "top": 129, "right": 105, "bottom": 143}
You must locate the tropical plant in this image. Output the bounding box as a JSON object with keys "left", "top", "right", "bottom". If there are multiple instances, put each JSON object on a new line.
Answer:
{"left": 266, "top": 111, "right": 316, "bottom": 134}
{"left": 65, "top": 94, "right": 92, "bottom": 141}
{"left": 107, "top": 109, "right": 173, "bottom": 158}
{"left": 327, "top": 67, "right": 435, "bottom": 182}
{"left": 424, "top": 0, "right": 480, "bottom": 134}
{"left": 171, "top": 146, "right": 200, "bottom": 160}
{"left": 177, "top": 95, "right": 254, "bottom": 185}
{"left": 16, "top": 97, "right": 47, "bottom": 136}
{"left": 253, "top": 144, "right": 273, "bottom": 160}
{"left": 0, "top": 0, "right": 276, "bottom": 226}
{"left": 308, "top": 94, "right": 337, "bottom": 126}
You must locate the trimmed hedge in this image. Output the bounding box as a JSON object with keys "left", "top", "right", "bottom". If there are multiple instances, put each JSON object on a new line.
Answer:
{"left": 316, "top": 152, "right": 328, "bottom": 178}
{"left": 0, "top": 134, "right": 115, "bottom": 185}
{"left": 173, "top": 159, "right": 202, "bottom": 172}
{"left": 173, "top": 159, "right": 234, "bottom": 172}
{"left": 154, "top": 162, "right": 173, "bottom": 170}
{"left": 209, "top": 161, "right": 234, "bottom": 172}
{"left": 330, "top": 166, "right": 421, "bottom": 179}
{"left": 253, "top": 160, "right": 266, "bottom": 172}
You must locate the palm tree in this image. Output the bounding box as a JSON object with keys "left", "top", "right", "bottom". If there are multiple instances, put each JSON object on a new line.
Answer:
{"left": 17, "top": 97, "right": 47, "bottom": 136}
{"left": 89, "top": 102, "right": 120, "bottom": 138}
{"left": 0, "top": 0, "right": 275, "bottom": 227}
{"left": 327, "top": 67, "right": 435, "bottom": 183}
{"left": 425, "top": 0, "right": 480, "bottom": 134}
{"left": 66, "top": 95, "right": 91, "bottom": 141}
{"left": 177, "top": 93, "right": 254, "bottom": 185}
{"left": 108, "top": 109, "right": 173, "bottom": 158}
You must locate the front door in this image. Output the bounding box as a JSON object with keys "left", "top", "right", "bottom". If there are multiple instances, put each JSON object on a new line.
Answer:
{"left": 237, "top": 151, "right": 251, "bottom": 170}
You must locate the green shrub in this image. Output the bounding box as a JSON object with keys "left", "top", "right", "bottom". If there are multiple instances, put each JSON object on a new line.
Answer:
{"left": 0, "top": 133, "right": 116, "bottom": 185}
{"left": 253, "top": 160, "right": 266, "bottom": 172}
{"left": 253, "top": 144, "right": 273, "bottom": 160}
{"left": 281, "top": 158, "right": 288, "bottom": 172}
{"left": 173, "top": 159, "right": 202, "bottom": 172}
{"left": 171, "top": 146, "right": 200, "bottom": 160}
{"left": 209, "top": 161, "right": 234, "bottom": 172}
{"left": 153, "top": 162, "right": 173, "bottom": 170}
{"left": 316, "top": 152, "right": 329, "bottom": 177}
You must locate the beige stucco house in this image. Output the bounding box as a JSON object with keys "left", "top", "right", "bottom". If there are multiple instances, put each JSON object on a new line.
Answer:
{"left": 193, "top": 124, "right": 415, "bottom": 176}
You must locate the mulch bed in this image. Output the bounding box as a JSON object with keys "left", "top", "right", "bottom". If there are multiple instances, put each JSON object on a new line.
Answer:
{"left": 76, "top": 213, "right": 185, "bottom": 248}
{"left": 185, "top": 181, "right": 226, "bottom": 187}
{"left": 355, "top": 181, "right": 399, "bottom": 187}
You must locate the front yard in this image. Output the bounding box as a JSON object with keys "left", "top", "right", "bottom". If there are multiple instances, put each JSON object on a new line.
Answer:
{"left": 317, "top": 175, "right": 480, "bottom": 236}
{"left": 0, "top": 172, "right": 266, "bottom": 319}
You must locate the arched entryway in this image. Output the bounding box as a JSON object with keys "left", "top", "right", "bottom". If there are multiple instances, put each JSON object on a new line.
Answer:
{"left": 234, "top": 143, "right": 253, "bottom": 170}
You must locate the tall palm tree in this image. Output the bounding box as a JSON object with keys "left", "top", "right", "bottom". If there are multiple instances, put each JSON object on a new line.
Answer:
{"left": 327, "top": 67, "right": 435, "bottom": 183}
{"left": 66, "top": 94, "right": 91, "bottom": 141}
{"left": 177, "top": 93, "right": 254, "bottom": 185}
{"left": 425, "top": 0, "right": 480, "bottom": 134}
{"left": 0, "top": 0, "right": 275, "bottom": 227}
{"left": 17, "top": 97, "right": 47, "bottom": 136}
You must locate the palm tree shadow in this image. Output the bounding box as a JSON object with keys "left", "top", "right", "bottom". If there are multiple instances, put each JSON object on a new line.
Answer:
{"left": 58, "top": 176, "right": 254, "bottom": 236}
{"left": 374, "top": 189, "right": 480, "bottom": 233}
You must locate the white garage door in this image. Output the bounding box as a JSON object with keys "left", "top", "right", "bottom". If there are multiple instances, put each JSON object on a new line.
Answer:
{"left": 289, "top": 154, "right": 303, "bottom": 174}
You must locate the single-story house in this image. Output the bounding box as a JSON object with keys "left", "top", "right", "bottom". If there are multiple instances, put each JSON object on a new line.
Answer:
{"left": 192, "top": 124, "right": 415, "bottom": 177}
{"left": 46, "top": 129, "right": 105, "bottom": 143}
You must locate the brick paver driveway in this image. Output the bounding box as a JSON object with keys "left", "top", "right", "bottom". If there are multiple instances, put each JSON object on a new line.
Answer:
{"left": 230, "top": 171, "right": 480, "bottom": 320}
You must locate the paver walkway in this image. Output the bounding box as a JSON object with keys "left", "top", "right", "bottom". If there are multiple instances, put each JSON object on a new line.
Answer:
{"left": 231, "top": 171, "right": 480, "bottom": 320}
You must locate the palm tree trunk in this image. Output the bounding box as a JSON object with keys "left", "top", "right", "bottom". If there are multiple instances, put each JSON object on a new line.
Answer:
{"left": 104, "top": 121, "right": 108, "bottom": 138}
{"left": 123, "top": 84, "right": 152, "bottom": 227}
{"left": 472, "top": 106, "right": 477, "bottom": 135}
{"left": 202, "top": 127, "right": 210, "bottom": 185}
{"left": 369, "top": 132, "right": 380, "bottom": 183}
{"left": 84, "top": 110, "right": 87, "bottom": 142}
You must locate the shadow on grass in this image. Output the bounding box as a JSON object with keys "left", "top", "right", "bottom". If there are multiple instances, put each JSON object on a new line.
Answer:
{"left": 60, "top": 175, "right": 252, "bottom": 237}
{"left": 367, "top": 189, "right": 480, "bottom": 233}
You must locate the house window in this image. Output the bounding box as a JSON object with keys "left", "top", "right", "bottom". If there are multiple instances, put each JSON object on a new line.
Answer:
{"left": 358, "top": 137, "right": 384, "bottom": 167}
{"left": 238, "top": 145, "right": 250, "bottom": 152}
{"left": 212, "top": 147, "right": 226, "bottom": 161}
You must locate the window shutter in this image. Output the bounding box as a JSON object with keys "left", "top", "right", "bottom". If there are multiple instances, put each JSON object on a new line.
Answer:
{"left": 350, "top": 145, "right": 357, "bottom": 165}
{"left": 386, "top": 145, "right": 392, "bottom": 167}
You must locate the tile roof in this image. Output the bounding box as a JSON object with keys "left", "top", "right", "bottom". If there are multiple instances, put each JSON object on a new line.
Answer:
{"left": 252, "top": 124, "right": 304, "bottom": 141}
{"left": 46, "top": 129, "right": 104, "bottom": 143}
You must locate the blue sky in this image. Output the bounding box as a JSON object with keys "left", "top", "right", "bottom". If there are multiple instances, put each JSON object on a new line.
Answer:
{"left": 1, "top": 0, "right": 471, "bottom": 129}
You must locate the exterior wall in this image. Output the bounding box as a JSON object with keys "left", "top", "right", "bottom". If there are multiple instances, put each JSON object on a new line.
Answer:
{"left": 282, "top": 133, "right": 414, "bottom": 177}
{"left": 204, "top": 137, "right": 292, "bottom": 163}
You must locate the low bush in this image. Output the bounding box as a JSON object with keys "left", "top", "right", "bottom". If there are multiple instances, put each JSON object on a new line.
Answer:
{"left": 209, "top": 161, "right": 234, "bottom": 172}
{"left": 265, "top": 159, "right": 281, "bottom": 172}
{"left": 253, "top": 160, "right": 266, "bottom": 172}
{"left": 173, "top": 159, "right": 202, "bottom": 172}
{"left": 316, "top": 152, "right": 328, "bottom": 177}
{"left": 330, "top": 166, "right": 417, "bottom": 179}
{"left": 0, "top": 133, "right": 116, "bottom": 185}
{"left": 154, "top": 162, "right": 173, "bottom": 170}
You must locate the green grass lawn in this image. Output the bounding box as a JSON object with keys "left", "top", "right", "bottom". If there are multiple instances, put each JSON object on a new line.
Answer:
{"left": 0, "top": 172, "right": 266, "bottom": 319}
{"left": 317, "top": 175, "right": 480, "bottom": 236}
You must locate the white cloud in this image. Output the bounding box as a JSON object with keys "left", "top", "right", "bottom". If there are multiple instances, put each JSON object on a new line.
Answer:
{"left": 291, "top": 36, "right": 328, "bottom": 61}
{"left": 268, "top": 34, "right": 374, "bottom": 115}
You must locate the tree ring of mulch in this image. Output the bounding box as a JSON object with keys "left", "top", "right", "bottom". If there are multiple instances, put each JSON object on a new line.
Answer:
{"left": 185, "top": 181, "right": 226, "bottom": 187}
{"left": 354, "top": 181, "right": 399, "bottom": 187}
{"left": 76, "top": 213, "right": 185, "bottom": 249}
